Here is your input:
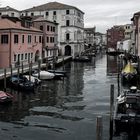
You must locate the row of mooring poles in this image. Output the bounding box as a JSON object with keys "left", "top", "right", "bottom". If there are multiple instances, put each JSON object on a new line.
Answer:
{"left": 3, "top": 60, "right": 42, "bottom": 91}
{"left": 96, "top": 84, "right": 114, "bottom": 140}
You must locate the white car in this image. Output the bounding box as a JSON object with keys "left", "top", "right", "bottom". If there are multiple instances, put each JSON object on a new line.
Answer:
{"left": 32, "top": 70, "right": 55, "bottom": 80}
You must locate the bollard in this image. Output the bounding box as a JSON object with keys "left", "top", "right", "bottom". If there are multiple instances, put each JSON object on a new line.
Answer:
{"left": 109, "top": 84, "right": 114, "bottom": 140}
{"left": 96, "top": 116, "right": 103, "bottom": 140}
{"left": 4, "top": 68, "right": 7, "bottom": 92}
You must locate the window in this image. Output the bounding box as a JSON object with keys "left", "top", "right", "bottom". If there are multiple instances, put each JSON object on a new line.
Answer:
{"left": 46, "top": 11, "right": 49, "bottom": 16}
{"left": 14, "top": 35, "right": 18, "bottom": 44}
{"left": 66, "top": 10, "right": 69, "bottom": 15}
{"left": 31, "top": 53, "right": 33, "bottom": 58}
{"left": 14, "top": 54, "right": 16, "bottom": 61}
{"left": 25, "top": 53, "right": 27, "bottom": 59}
{"left": 28, "top": 35, "right": 32, "bottom": 43}
{"left": 66, "top": 20, "right": 70, "bottom": 26}
{"left": 21, "top": 54, "right": 24, "bottom": 60}
{"left": 18, "top": 54, "right": 20, "bottom": 61}
{"left": 22, "top": 35, "right": 24, "bottom": 43}
{"left": 47, "top": 36, "right": 49, "bottom": 43}
{"left": 40, "top": 25, "right": 43, "bottom": 31}
{"left": 11, "top": 13, "right": 14, "bottom": 17}
{"left": 53, "top": 27, "right": 55, "bottom": 32}
{"left": 28, "top": 53, "right": 30, "bottom": 61}
{"left": 0, "top": 13, "right": 1, "bottom": 15}
{"left": 39, "top": 36, "right": 42, "bottom": 43}
{"left": 53, "top": 11, "right": 56, "bottom": 15}
{"left": 47, "top": 25, "right": 50, "bottom": 31}
{"left": 66, "top": 33, "right": 70, "bottom": 40}
{"left": 51, "top": 26, "right": 53, "bottom": 31}
{"left": 31, "top": 12, "right": 34, "bottom": 16}
{"left": 35, "top": 36, "right": 37, "bottom": 43}
{"left": 1, "top": 34, "right": 9, "bottom": 44}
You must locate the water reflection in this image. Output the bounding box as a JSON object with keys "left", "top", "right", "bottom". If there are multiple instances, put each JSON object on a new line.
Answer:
{"left": 0, "top": 60, "right": 88, "bottom": 122}
{"left": 107, "top": 55, "right": 119, "bottom": 75}
{"left": 0, "top": 54, "right": 119, "bottom": 140}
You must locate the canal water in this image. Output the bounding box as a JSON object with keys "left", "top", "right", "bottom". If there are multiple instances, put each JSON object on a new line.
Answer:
{"left": 0, "top": 53, "right": 119, "bottom": 140}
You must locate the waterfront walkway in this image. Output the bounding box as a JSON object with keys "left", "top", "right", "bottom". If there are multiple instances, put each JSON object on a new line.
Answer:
{"left": 0, "top": 56, "right": 72, "bottom": 80}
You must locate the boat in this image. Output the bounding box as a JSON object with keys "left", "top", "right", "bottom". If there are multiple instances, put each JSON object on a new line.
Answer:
{"left": 9, "top": 75, "right": 34, "bottom": 91}
{"left": 0, "top": 91, "right": 13, "bottom": 103}
{"left": 24, "top": 75, "right": 41, "bottom": 85}
{"left": 114, "top": 86, "right": 140, "bottom": 137}
{"left": 32, "top": 70, "right": 55, "bottom": 80}
{"left": 121, "top": 62, "right": 137, "bottom": 83}
{"left": 47, "top": 69, "right": 67, "bottom": 77}
{"left": 73, "top": 55, "right": 91, "bottom": 62}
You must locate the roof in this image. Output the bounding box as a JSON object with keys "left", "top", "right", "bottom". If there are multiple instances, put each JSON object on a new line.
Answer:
{"left": 0, "top": 18, "right": 42, "bottom": 33}
{"left": 22, "top": 2, "right": 84, "bottom": 14}
{"left": 0, "top": 6, "right": 19, "bottom": 12}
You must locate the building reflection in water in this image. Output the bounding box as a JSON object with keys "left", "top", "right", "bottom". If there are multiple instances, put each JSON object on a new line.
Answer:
{"left": 0, "top": 61, "right": 85, "bottom": 123}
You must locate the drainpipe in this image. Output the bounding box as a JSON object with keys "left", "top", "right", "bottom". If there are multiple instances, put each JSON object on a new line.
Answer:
{"left": 9, "top": 29, "right": 12, "bottom": 68}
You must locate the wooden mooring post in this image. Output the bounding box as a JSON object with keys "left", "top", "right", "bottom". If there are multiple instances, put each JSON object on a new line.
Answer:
{"left": 109, "top": 84, "right": 114, "bottom": 140}
{"left": 38, "top": 59, "right": 41, "bottom": 79}
{"left": 4, "top": 68, "right": 7, "bottom": 92}
{"left": 22, "top": 62, "right": 24, "bottom": 75}
{"left": 96, "top": 116, "right": 103, "bottom": 140}
{"left": 117, "top": 73, "right": 120, "bottom": 96}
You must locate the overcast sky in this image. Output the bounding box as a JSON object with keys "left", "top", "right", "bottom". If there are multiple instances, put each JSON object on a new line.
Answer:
{"left": 1, "top": 0, "right": 140, "bottom": 33}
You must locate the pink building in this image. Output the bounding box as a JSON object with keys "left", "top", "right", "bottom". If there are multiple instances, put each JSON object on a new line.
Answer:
{"left": 0, "top": 18, "right": 43, "bottom": 68}
{"left": 33, "top": 17, "right": 58, "bottom": 63}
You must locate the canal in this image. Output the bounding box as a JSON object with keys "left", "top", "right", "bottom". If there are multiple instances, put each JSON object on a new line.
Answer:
{"left": 0, "top": 53, "right": 118, "bottom": 140}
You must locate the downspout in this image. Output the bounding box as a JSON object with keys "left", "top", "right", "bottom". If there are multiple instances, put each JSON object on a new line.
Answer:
{"left": 9, "top": 29, "right": 12, "bottom": 68}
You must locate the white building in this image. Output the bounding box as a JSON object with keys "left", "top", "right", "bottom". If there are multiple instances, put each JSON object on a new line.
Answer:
{"left": 21, "top": 2, "right": 85, "bottom": 58}
{"left": 0, "top": 6, "right": 20, "bottom": 17}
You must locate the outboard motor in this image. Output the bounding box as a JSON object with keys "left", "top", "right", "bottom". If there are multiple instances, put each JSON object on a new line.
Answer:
{"left": 130, "top": 86, "right": 137, "bottom": 93}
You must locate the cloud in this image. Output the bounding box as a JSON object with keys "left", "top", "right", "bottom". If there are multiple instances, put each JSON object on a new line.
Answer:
{"left": 1, "top": 0, "right": 140, "bottom": 33}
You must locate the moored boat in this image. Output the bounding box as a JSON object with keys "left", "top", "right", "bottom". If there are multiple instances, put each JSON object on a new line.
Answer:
{"left": 0, "top": 91, "right": 13, "bottom": 103}
{"left": 9, "top": 75, "right": 34, "bottom": 91}
{"left": 114, "top": 86, "right": 140, "bottom": 137}
{"left": 121, "top": 62, "right": 137, "bottom": 83}
{"left": 32, "top": 70, "right": 55, "bottom": 80}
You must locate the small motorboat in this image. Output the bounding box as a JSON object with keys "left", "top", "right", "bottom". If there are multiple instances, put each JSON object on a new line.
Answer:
{"left": 73, "top": 56, "right": 91, "bottom": 62}
{"left": 47, "top": 69, "right": 66, "bottom": 78}
{"left": 47, "top": 69, "right": 67, "bottom": 76}
{"left": 32, "top": 70, "right": 55, "bottom": 80}
{"left": 121, "top": 62, "right": 137, "bottom": 83}
{"left": 9, "top": 75, "right": 34, "bottom": 91}
{"left": 24, "top": 75, "right": 41, "bottom": 85}
{"left": 0, "top": 91, "right": 13, "bottom": 103}
{"left": 114, "top": 86, "right": 140, "bottom": 137}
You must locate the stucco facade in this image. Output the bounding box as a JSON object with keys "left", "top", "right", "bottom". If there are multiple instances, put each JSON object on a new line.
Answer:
{"left": 33, "top": 17, "right": 59, "bottom": 62}
{"left": 0, "top": 18, "right": 43, "bottom": 68}
{"left": 21, "top": 2, "right": 85, "bottom": 58}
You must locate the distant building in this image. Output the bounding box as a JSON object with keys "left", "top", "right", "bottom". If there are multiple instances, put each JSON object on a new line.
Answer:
{"left": 0, "top": 18, "right": 43, "bottom": 68}
{"left": 21, "top": 2, "right": 85, "bottom": 58}
{"left": 0, "top": 6, "right": 20, "bottom": 17}
{"left": 122, "top": 24, "right": 133, "bottom": 39}
{"left": 131, "top": 11, "right": 140, "bottom": 56}
{"left": 107, "top": 26, "right": 124, "bottom": 51}
{"left": 33, "top": 17, "right": 59, "bottom": 62}
{"left": 84, "top": 27, "right": 96, "bottom": 49}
